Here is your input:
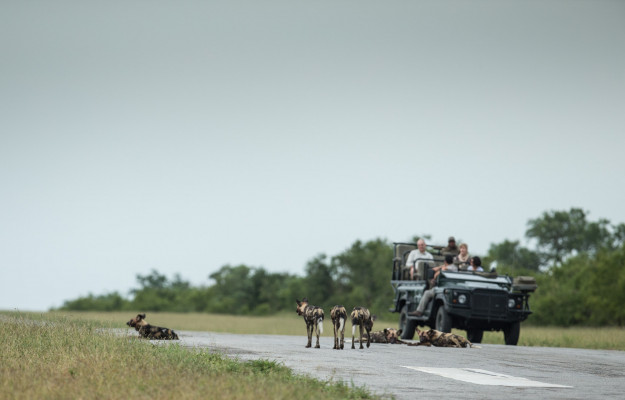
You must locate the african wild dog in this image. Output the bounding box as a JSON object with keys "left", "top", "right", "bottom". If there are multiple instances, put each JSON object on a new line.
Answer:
{"left": 330, "top": 305, "right": 347, "bottom": 350}
{"left": 126, "top": 313, "right": 179, "bottom": 340}
{"left": 350, "top": 307, "right": 373, "bottom": 349}
{"left": 295, "top": 298, "right": 325, "bottom": 348}
{"left": 416, "top": 328, "right": 477, "bottom": 348}
{"left": 355, "top": 328, "right": 406, "bottom": 344}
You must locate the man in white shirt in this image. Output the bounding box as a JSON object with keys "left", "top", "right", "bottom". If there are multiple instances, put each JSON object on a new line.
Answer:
{"left": 406, "top": 238, "right": 434, "bottom": 280}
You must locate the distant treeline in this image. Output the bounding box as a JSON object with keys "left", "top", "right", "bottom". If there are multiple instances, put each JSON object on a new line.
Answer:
{"left": 57, "top": 208, "right": 625, "bottom": 327}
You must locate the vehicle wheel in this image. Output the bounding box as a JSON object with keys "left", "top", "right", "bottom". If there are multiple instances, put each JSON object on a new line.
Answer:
{"left": 399, "top": 305, "right": 417, "bottom": 339}
{"left": 504, "top": 322, "right": 520, "bottom": 345}
{"left": 466, "top": 329, "right": 483, "bottom": 343}
{"left": 435, "top": 306, "right": 452, "bottom": 333}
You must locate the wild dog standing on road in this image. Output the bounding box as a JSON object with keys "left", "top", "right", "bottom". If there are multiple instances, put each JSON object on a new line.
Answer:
{"left": 126, "top": 313, "right": 179, "bottom": 340}
{"left": 350, "top": 307, "right": 373, "bottom": 349}
{"left": 330, "top": 305, "right": 347, "bottom": 350}
{"left": 296, "top": 298, "right": 325, "bottom": 348}
{"left": 416, "top": 328, "right": 477, "bottom": 348}
{"left": 355, "top": 328, "right": 406, "bottom": 344}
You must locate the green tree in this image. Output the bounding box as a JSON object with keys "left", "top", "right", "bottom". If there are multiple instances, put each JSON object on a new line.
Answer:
{"left": 58, "top": 292, "right": 130, "bottom": 311}
{"left": 331, "top": 238, "right": 393, "bottom": 315}
{"left": 207, "top": 265, "right": 256, "bottom": 314}
{"left": 301, "top": 254, "right": 337, "bottom": 305}
{"left": 131, "top": 270, "right": 194, "bottom": 312}
{"left": 530, "top": 244, "right": 625, "bottom": 326}
{"left": 484, "top": 239, "right": 542, "bottom": 273}
{"left": 525, "top": 208, "right": 618, "bottom": 265}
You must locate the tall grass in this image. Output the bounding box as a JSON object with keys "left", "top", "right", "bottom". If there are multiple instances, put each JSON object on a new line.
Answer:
{"left": 42, "top": 311, "right": 625, "bottom": 350}
{"left": 0, "top": 312, "right": 376, "bottom": 400}
{"left": 482, "top": 326, "right": 625, "bottom": 350}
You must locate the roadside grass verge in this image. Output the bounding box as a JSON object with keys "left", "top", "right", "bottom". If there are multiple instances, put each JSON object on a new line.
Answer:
{"left": 0, "top": 312, "right": 377, "bottom": 400}
{"left": 480, "top": 326, "right": 625, "bottom": 350}
{"left": 8, "top": 311, "right": 625, "bottom": 350}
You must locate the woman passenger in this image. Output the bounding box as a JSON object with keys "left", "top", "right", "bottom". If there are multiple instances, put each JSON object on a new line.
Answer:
{"left": 454, "top": 243, "right": 471, "bottom": 270}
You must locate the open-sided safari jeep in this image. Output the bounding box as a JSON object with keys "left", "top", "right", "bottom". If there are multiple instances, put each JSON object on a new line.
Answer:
{"left": 390, "top": 242, "right": 537, "bottom": 345}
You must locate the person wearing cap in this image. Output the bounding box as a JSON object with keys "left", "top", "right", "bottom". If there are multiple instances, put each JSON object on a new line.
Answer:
{"left": 441, "top": 236, "right": 460, "bottom": 256}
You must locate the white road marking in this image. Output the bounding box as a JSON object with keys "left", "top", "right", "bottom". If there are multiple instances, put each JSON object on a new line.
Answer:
{"left": 403, "top": 367, "right": 572, "bottom": 388}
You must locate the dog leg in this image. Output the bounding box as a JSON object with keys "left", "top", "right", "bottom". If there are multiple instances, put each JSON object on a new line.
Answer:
{"left": 339, "top": 318, "right": 345, "bottom": 349}
{"left": 359, "top": 324, "right": 364, "bottom": 349}
{"left": 315, "top": 324, "right": 320, "bottom": 348}
{"left": 306, "top": 323, "right": 312, "bottom": 348}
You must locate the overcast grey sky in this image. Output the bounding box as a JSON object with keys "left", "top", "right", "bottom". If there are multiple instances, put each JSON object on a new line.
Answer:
{"left": 2, "top": 1, "right": 624, "bottom": 311}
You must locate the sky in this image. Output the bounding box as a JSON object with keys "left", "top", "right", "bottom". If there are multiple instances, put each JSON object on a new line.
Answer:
{"left": 1, "top": 1, "right": 624, "bottom": 311}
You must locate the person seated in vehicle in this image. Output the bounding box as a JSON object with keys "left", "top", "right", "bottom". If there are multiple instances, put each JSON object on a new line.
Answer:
{"left": 406, "top": 238, "right": 434, "bottom": 280}
{"left": 453, "top": 242, "right": 471, "bottom": 270}
{"left": 441, "top": 236, "right": 460, "bottom": 257}
{"left": 467, "top": 256, "right": 484, "bottom": 272}
{"left": 409, "top": 255, "right": 457, "bottom": 317}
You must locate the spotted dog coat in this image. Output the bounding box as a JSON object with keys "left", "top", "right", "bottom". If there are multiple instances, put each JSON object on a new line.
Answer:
{"left": 126, "top": 313, "right": 179, "bottom": 340}
{"left": 330, "top": 305, "right": 347, "bottom": 350}
{"left": 355, "top": 328, "right": 407, "bottom": 344}
{"left": 350, "top": 307, "right": 373, "bottom": 349}
{"left": 416, "top": 328, "right": 477, "bottom": 348}
{"left": 296, "top": 298, "right": 325, "bottom": 348}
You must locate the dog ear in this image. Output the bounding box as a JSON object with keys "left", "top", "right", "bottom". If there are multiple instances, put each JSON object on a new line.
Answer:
{"left": 296, "top": 299, "right": 301, "bottom": 306}
{"left": 302, "top": 297, "right": 308, "bottom": 302}
{"left": 397, "top": 329, "right": 403, "bottom": 335}
{"left": 138, "top": 313, "right": 146, "bottom": 319}
{"left": 383, "top": 328, "right": 389, "bottom": 334}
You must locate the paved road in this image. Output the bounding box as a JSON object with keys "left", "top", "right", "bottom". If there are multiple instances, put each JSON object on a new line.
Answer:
{"left": 171, "top": 330, "right": 625, "bottom": 400}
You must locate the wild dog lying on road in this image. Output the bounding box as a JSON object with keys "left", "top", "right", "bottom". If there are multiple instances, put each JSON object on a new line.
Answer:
{"left": 350, "top": 307, "right": 373, "bottom": 349}
{"left": 355, "top": 328, "right": 407, "bottom": 344}
{"left": 126, "top": 313, "right": 179, "bottom": 340}
{"left": 330, "top": 305, "right": 347, "bottom": 350}
{"left": 416, "top": 328, "right": 477, "bottom": 348}
{"left": 296, "top": 298, "right": 324, "bottom": 348}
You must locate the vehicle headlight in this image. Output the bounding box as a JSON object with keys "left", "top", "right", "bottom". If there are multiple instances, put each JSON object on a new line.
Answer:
{"left": 458, "top": 294, "right": 467, "bottom": 304}
{"left": 508, "top": 299, "right": 516, "bottom": 308}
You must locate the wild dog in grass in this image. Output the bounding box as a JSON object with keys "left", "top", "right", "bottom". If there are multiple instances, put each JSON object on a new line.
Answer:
{"left": 350, "top": 307, "right": 373, "bottom": 349}
{"left": 416, "top": 328, "right": 478, "bottom": 348}
{"left": 355, "top": 328, "right": 407, "bottom": 344}
{"left": 296, "top": 298, "right": 325, "bottom": 348}
{"left": 126, "top": 313, "right": 179, "bottom": 340}
{"left": 330, "top": 305, "right": 347, "bottom": 350}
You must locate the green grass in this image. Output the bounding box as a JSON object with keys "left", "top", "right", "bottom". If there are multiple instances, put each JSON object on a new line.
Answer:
{"left": 481, "top": 325, "right": 625, "bottom": 350}
{"left": 0, "top": 312, "right": 377, "bottom": 400}
{"left": 37, "top": 311, "right": 625, "bottom": 351}
{"left": 2, "top": 311, "right": 623, "bottom": 399}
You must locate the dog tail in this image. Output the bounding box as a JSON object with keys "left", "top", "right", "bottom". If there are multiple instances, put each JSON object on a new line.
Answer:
{"left": 339, "top": 317, "right": 345, "bottom": 332}
{"left": 317, "top": 318, "right": 324, "bottom": 334}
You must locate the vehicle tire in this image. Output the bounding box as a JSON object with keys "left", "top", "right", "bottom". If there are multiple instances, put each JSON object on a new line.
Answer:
{"left": 435, "top": 306, "right": 452, "bottom": 333}
{"left": 399, "top": 305, "right": 417, "bottom": 339}
{"left": 466, "top": 329, "right": 483, "bottom": 343}
{"left": 504, "top": 321, "right": 520, "bottom": 345}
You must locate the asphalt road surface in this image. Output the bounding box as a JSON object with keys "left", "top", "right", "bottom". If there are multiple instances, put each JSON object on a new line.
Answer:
{"left": 165, "top": 330, "right": 624, "bottom": 400}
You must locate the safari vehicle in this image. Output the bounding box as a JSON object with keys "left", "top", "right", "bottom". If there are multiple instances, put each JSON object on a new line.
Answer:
{"left": 390, "top": 242, "right": 537, "bottom": 345}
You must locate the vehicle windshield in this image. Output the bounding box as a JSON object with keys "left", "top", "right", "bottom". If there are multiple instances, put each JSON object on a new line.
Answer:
{"left": 441, "top": 271, "right": 511, "bottom": 286}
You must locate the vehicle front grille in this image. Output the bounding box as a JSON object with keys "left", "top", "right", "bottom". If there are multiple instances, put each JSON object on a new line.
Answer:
{"left": 472, "top": 290, "right": 507, "bottom": 317}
